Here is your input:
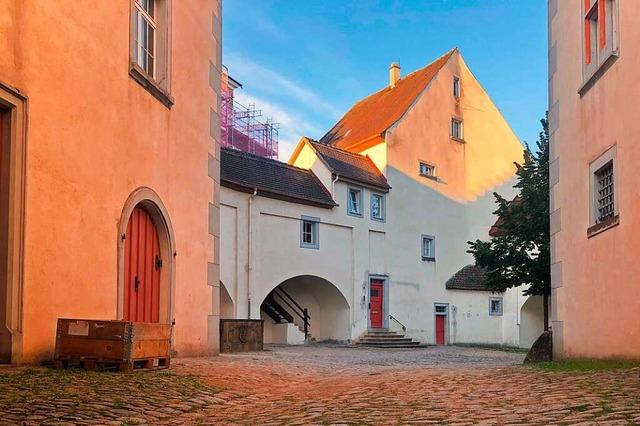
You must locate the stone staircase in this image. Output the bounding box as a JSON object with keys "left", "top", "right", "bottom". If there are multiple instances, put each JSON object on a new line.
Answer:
{"left": 355, "top": 330, "right": 421, "bottom": 348}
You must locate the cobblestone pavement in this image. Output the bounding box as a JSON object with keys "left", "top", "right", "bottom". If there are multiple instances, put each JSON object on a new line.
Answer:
{"left": 2, "top": 345, "right": 640, "bottom": 425}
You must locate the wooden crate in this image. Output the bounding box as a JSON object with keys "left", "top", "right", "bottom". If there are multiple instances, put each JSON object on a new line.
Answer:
{"left": 53, "top": 319, "right": 171, "bottom": 372}
{"left": 220, "top": 319, "right": 264, "bottom": 353}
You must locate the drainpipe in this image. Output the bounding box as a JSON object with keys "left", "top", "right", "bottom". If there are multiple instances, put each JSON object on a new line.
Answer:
{"left": 331, "top": 173, "right": 340, "bottom": 199}
{"left": 247, "top": 187, "right": 258, "bottom": 319}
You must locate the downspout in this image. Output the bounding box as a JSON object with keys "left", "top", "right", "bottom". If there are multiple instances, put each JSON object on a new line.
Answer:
{"left": 331, "top": 173, "right": 340, "bottom": 199}
{"left": 247, "top": 187, "right": 257, "bottom": 319}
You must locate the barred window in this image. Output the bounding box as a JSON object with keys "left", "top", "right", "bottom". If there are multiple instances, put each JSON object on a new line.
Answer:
{"left": 596, "top": 161, "right": 614, "bottom": 223}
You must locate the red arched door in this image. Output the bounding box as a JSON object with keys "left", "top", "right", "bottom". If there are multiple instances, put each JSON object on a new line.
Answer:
{"left": 124, "top": 206, "right": 162, "bottom": 322}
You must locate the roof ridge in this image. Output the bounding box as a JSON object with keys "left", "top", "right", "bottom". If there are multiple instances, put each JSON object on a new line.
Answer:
{"left": 221, "top": 147, "right": 313, "bottom": 174}
{"left": 350, "top": 48, "right": 456, "bottom": 108}
{"left": 310, "top": 140, "right": 368, "bottom": 159}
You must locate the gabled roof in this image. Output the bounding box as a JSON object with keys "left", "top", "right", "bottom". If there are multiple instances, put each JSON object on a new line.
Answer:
{"left": 445, "top": 265, "right": 492, "bottom": 292}
{"left": 306, "top": 139, "right": 390, "bottom": 191}
{"left": 320, "top": 48, "right": 457, "bottom": 150}
{"left": 220, "top": 148, "right": 336, "bottom": 208}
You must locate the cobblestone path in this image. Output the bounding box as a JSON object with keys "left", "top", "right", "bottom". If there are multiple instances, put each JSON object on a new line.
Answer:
{"left": 1, "top": 345, "right": 640, "bottom": 425}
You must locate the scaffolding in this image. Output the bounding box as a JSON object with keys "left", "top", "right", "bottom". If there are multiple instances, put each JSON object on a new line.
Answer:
{"left": 221, "top": 71, "right": 279, "bottom": 160}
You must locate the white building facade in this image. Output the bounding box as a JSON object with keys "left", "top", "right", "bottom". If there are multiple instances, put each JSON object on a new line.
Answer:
{"left": 220, "top": 49, "right": 544, "bottom": 348}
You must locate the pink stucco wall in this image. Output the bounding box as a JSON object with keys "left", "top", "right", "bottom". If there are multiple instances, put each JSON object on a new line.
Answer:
{"left": 0, "top": 1, "right": 221, "bottom": 363}
{"left": 550, "top": 0, "right": 640, "bottom": 359}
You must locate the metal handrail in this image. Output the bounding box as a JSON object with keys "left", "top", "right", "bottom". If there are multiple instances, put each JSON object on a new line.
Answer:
{"left": 273, "top": 288, "right": 311, "bottom": 342}
{"left": 389, "top": 314, "right": 406, "bottom": 331}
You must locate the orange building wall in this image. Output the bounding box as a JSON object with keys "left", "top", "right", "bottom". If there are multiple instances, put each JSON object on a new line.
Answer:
{"left": 550, "top": 0, "right": 640, "bottom": 359}
{"left": 0, "top": 1, "right": 221, "bottom": 362}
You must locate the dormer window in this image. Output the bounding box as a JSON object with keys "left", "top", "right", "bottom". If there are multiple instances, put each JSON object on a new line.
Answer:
{"left": 419, "top": 162, "right": 436, "bottom": 179}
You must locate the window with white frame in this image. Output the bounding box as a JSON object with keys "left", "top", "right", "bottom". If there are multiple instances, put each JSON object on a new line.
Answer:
{"left": 421, "top": 235, "right": 435, "bottom": 261}
{"left": 130, "top": 0, "right": 172, "bottom": 106}
{"left": 300, "top": 216, "right": 319, "bottom": 249}
{"left": 133, "top": 0, "right": 157, "bottom": 77}
{"left": 371, "top": 193, "right": 385, "bottom": 221}
{"left": 419, "top": 162, "right": 436, "bottom": 179}
{"left": 582, "top": 0, "right": 618, "bottom": 84}
{"left": 489, "top": 297, "right": 503, "bottom": 316}
{"left": 453, "top": 76, "right": 460, "bottom": 98}
{"left": 451, "top": 118, "right": 463, "bottom": 140}
{"left": 347, "top": 187, "right": 363, "bottom": 217}
{"left": 595, "top": 161, "right": 614, "bottom": 223}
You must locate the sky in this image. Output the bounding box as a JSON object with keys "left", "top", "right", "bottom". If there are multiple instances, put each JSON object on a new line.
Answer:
{"left": 223, "top": 0, "right": 548, "bottom": 161}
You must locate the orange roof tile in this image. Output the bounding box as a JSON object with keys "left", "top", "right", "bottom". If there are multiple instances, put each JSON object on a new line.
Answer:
{"left": 320, "top": 48, "right": 457, "bottom": 150}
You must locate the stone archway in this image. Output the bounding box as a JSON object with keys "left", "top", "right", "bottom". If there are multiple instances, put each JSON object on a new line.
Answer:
{"left": 260, "top": 275, "right": 350, "bottom": 344}
{"left": 117, "top": 188, "right": 175, "bottom": 325}
{"left": 220, "top": 281, "right": 235, "bottom": 319}
{"left": 520, "top": 295, "right": 544, "bottom": 349}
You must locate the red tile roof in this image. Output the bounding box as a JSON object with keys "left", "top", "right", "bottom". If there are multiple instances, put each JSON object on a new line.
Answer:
{"left": 320, "top": 49, "right": 457, "bottom": 150}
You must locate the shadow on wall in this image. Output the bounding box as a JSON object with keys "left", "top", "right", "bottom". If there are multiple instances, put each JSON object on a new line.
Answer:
{"left": 260, "top": 275, "right": 350, "bottom": 343}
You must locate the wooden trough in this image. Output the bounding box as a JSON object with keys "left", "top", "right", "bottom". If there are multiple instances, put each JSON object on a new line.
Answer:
{"left": 53, "top": 319, "right": 171, "bottom": 372}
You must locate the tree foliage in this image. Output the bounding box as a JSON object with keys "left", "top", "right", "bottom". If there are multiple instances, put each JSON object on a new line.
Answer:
{"left": 467, "top": 114, "right": 550, "bottom": 298}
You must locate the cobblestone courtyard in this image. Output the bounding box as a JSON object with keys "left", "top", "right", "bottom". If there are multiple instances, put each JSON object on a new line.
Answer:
{"left": 1, "top": 345, "right": 640, "bottom": 425}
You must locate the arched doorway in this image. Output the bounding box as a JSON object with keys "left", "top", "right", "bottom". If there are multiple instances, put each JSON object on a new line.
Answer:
{"left": 123, "top": 206, "right": 162, "bottom": 322}
{"left": 117, "top": 188, "right": 175, "bottom": 325}
{"left": 519, "top": 295, "right": 544, "bottom": 349}
{"left": 260, "top": 275, "right": 350, "bottom": 344}
{"left": 220, "top": 281, "right": 235, "bottom": 319}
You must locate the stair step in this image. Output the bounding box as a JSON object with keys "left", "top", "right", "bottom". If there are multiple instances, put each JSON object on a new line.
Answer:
{"left": 359, "top": 338, "right": 414, "bottom": 343}
{"left": 360, "top": 334, "right": 406, "bottom": 339}
{"left": 356, "top": 341, "right": 421, "bottom": 348}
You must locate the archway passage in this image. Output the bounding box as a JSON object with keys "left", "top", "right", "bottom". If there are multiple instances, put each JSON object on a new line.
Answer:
{"left": 260, "top": 275, "right": 350, "bottom": 344}
{"left": 123, "top": 206, "right": 162, "bottom": 322}
{"left": 519, "top": 295, "right": 544, "bottom": 349}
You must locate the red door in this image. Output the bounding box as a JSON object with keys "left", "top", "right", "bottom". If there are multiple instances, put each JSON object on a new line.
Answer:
{"left": 435, "top": 315, "right": 446, "bottom": 345}
{"left": 124, "top": 206, "right": 162, "bottom": 322}
{"left": 369, "top": 280, "right": 384, "bottom": 329}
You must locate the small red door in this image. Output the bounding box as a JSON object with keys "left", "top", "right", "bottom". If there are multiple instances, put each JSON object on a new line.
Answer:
{"left": 124, "top": 206, "right": 162, "bottom": 323}
{"left": 435, "top": 315, "right": 446, "bottom": 345}
{"left": 369, "top": 280, "right": 384, "bottom": 329}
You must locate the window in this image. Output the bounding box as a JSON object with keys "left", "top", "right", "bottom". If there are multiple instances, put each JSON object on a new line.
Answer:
{"left": 453, "top": 76, "right": 460, "bottom": 98}
{"left": 582, "top": 0, "right": 618, "bottom": 84}
{"left": 134, "top": 0, "right": 156, "bottom": 77}
{"left": 371, "top": 193, "right": 385, "bottom": 221}
{"left": 419, "top": 162, "right": 436, "bottom": 179}
{"left": 347, "top": 187, "right": 363, "bottom": 217}
{"left": 451, "top": 118, "right": 463, "bottom": 140}
{"left": 489, "top": 297, "right": 503, "bottom": 316}
{"left": 130, "top": 0, "right": 173, "bottom": 107}
{"left": 595, "top": 161, "right": 614, "bottom": 223}
{"left": 421, "top": 235, "right": 435, "bottom": 261}
{"left": 435, "top": 305, "right": 447, "bottom": 314}
{"left": 588, "top": 146, "right": 619, "bottom": 236}
{"left": 300, "top": 216, "right": 319, "bottom": 249}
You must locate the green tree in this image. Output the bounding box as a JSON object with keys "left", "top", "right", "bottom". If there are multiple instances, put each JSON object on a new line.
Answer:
{"left": 467, "top": 114, "right": 550, "bottom": 330}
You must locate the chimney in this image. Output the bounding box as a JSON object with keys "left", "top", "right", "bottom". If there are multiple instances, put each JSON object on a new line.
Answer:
{"left": 389, "top": 62, "right": 401, "bottom": 88}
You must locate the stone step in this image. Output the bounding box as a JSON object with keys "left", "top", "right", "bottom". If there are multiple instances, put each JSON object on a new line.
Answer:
{"left": 356, "top": 341, "right": 421, "bottom": 348}
{"left": 358, "top": 338, "right": 414, "bottom": 344}
{"left": 360, "top": 334, "right": 407, "bottom": 340}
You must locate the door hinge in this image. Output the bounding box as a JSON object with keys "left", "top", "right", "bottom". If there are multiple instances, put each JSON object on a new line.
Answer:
{"left": 155, "top": 255, "right": 163, "bottom": 270}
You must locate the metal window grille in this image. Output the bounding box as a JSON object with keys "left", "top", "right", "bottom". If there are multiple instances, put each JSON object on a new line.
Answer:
{"left": 134, "top": 0, "right": 156, "bottom": 77}
{"left": 596, "top": 162, "right": 614, "bottom": 222}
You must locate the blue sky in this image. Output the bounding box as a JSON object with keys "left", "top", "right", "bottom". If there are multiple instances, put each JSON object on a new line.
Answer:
{"left": 223, "top": 0, "right": 548, "bottom": 161}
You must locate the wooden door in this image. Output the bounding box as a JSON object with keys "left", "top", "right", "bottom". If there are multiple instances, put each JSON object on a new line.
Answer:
{"left": 435, "top": 315, "right": 446, "bottom": 345}
{"left": 124, "top": 206, "right": 162, "bottom": 323}
{"left": 369, "top": 280, "right": 384, "bottom": 329}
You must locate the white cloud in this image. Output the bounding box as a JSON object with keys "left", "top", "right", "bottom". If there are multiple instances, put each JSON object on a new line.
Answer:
{"left": 224, "top": 52, "right": 342, "bottom": 120}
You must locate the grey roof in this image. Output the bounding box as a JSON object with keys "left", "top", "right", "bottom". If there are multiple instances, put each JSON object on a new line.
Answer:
{"left": 445, "top": 265, "right": 491, "bottom": 291}
{"left": 220, "top": 148, "right": 336, "bottom": 208}
{"left": 309, "top": 140, "right": 391, "bottom": 190}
